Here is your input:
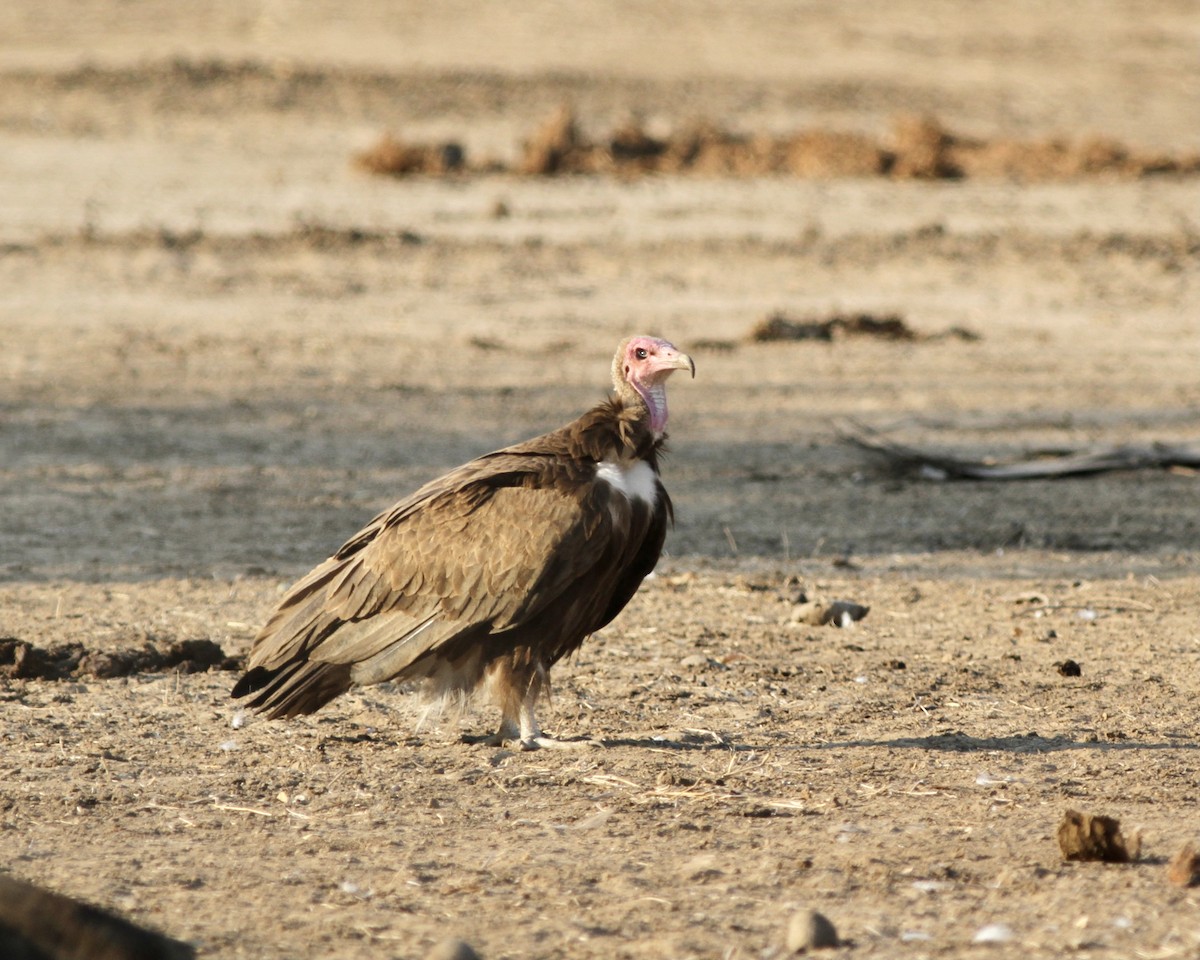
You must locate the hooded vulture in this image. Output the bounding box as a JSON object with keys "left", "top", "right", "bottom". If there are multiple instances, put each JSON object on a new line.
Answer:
{"left": 231, "top": 336, "right": 694, "bottom": 749}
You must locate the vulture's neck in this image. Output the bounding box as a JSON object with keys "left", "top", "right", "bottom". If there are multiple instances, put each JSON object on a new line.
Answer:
{"left": 559, "top": 394, "right": 662, "bottom": 467}
{"left": 637, "top": 382, "right": 669, "bottom": 437}
{"left": 608, "top": 387, "right": 664, "bottom": 462}
{"left": 616, "top": 371, "right": 671, "bottom": 442}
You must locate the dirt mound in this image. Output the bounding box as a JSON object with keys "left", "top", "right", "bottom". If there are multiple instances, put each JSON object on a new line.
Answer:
{"left": 355, "top": 109, "right": 1200, "bottom": 182}
{"left": 0, "top": 636, "right": 238, "bottom": 681}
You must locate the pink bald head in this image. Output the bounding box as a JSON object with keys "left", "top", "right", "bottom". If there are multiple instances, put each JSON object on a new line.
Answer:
{"left": 612, "top": 336, "right": 695, "bottom": 436}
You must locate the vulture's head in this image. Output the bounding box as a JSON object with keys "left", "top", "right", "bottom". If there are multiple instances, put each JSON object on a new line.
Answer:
{"left": 613, "top": 336, "right": 695, "bottom": 437}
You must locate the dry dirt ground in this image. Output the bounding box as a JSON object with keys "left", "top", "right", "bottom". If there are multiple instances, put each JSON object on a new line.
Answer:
{"left": 3, "top": 3, "right": 1200, "bottom": 958}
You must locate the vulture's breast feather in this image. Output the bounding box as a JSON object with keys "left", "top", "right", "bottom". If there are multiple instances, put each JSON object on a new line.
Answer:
{"left": 594, "top": 459, "right": 658, "bottom": 506}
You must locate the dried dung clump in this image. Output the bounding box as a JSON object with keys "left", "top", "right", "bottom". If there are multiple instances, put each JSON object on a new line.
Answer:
{"left": 519, "top": 104, "right": 586, "bottom": 174}
{"left": 750, "top": 312, "right": 915, "bottom": 343}
{"left": 787, "top": 908, "right": 840, "bottom": 951}
{"left": 354, "top": 133, "right": 467, "bottom": 176}
{"left": 0, "top": 636, "right": 237, "bottom": 681}
{"left": 1057, "top": 809, "right": 1140, "bottom": 862}
{"left": 425, "top": 939, "right": 483, "bottom": 960}
{"left": 355, "top": 109, "right": 1200, "bottom": 182}
{"left": 888, "top": 114, "right": 959, "bottom": 179}
{"left": 787, "top": 130, "right": 885, "bottom": 177}
{"left": 1167, "top": 843, "right": 1200, "bottom": 887}
{"left": 951, "top": 134, "right": 1191, "bottom": 180}
{"left": 790, "top": 599, "right": 871, "bottom": 628}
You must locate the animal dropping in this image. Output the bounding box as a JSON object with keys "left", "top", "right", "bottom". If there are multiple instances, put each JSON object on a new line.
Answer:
{"left": 231, "top": 337, "right": 694, "bottom": 750}
{"left": 1057, "top": 809, "right": 1140, "bottom": 862}
{"left": 787, "top": 908, "right": 840, "bottom": 951}
{"left": 789, "top": 598, "right": 870, "bottom": 627}
{"left": 1167, "top": 842, "right": 1200, "bottom": 887}
{"left": 425, "top": 939, "right": 482, "bottom": 960}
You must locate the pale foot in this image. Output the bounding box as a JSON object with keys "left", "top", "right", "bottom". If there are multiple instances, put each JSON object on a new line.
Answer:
{"left": 464, "top": 700, "right": 603, "bottom": 750}
{"left": 518, "top": 735, "right": 604, "bottom": 751}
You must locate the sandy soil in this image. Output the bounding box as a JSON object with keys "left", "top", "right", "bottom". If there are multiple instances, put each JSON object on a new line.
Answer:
{"left": 2, "top": 3, "right": 1200, "bottom": 958}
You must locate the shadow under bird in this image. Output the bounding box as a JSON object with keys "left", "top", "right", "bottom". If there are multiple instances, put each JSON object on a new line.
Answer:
{"left": 231, "top": 336, "right": 694, "bottom": 749}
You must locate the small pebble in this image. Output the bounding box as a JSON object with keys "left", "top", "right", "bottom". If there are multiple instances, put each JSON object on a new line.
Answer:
{"left": 787, "top": 908, "right": 839, "bottom": 951}
{"left": 426, "top": 939, "right": 482, "bottom": 960}
{"left": 972, "top": 923, "right": 1013, "bottom": 944}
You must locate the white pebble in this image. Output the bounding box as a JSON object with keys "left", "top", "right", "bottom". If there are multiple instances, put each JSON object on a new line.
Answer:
{"left": 972, "top": 923, "right": 1013, "bottom": 944}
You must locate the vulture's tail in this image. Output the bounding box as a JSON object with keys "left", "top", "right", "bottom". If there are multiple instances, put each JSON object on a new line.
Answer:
{"left": 231, "top": 660, "right": 353, "bottom": 719}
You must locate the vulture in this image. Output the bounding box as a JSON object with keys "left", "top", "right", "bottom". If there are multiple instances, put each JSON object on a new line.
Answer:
{"left": 231, "top": 336, "right": 694, "bottom": 749}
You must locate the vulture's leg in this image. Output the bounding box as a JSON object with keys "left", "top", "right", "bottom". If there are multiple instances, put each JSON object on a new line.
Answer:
{"left": 469, "top": 655, "right": 600, "bottom": 749}
{"left": 516, "top": 695, "right": 601, "bottom": 751}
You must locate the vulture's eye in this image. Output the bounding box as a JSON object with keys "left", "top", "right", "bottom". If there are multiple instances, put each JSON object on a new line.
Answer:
{"left": 635, "top": 347, "right": 648, "bottom": 360}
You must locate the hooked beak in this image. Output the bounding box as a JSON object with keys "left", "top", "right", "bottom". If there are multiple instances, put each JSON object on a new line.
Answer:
{"left": 655, "top": 348, "right": 696, "bottom": 379}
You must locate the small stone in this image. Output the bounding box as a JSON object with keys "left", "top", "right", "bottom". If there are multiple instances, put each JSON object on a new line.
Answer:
{"left": 787, "top": 908, "right": 839, "bottom": 951}
{"left": 679, "top": 854, "right": 723, "bottom": 881}
{"left": 426, "top": 939, "right": 482, "bottom": 960}
{"left": 972, "top": 923, "right": 1013, "bottom": 944}
{"left": 1167, "top": 842, "right": 1200, "bottom": 887}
